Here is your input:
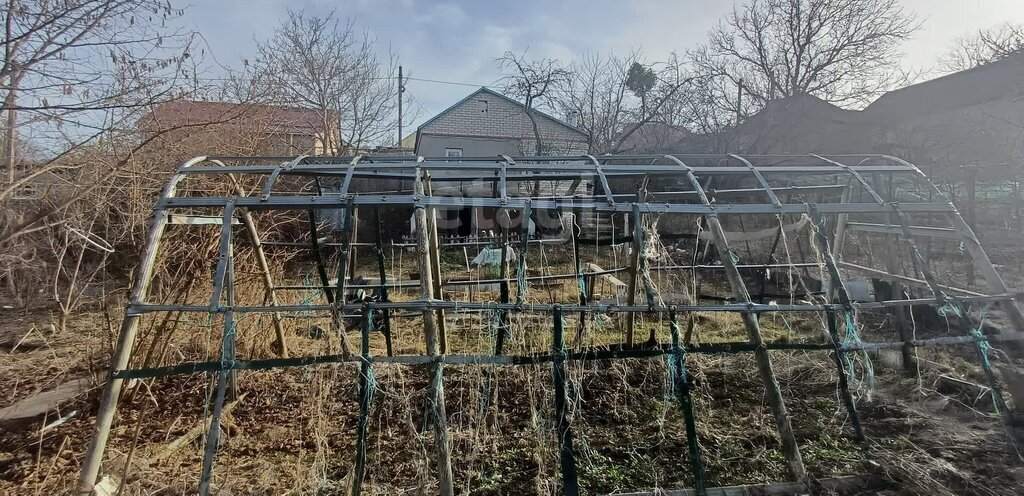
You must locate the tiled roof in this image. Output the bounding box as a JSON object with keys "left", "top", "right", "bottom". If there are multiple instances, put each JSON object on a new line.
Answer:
{"left": 140, "top": 100, "right": 326, "bottom": 135}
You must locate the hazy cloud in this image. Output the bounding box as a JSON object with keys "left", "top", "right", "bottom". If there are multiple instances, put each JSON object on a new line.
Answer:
{"left": 180, "top": 0, "right": 1024, "bottom": 132}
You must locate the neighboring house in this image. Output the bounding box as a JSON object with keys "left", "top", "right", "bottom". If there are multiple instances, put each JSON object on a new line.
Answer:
{"left": 694, "top": 52, "right": 1024, "bottom": 179}
{"left": 139, "top": 100, "right": 340, "bottom": 157}
{"left": 861, "top": 53, "right": 1024, "bottom": 177}
{"left": 731, "top": 93, "right": 870, "bottom": 154}
{"left": 616, "top": 121, "right": 694, "bottom": 154}
{"left": 414, "top": 87, "right": 588, "bottom": 157}
{"left": 401, "top": 88, "right": 587, "bottom": 237}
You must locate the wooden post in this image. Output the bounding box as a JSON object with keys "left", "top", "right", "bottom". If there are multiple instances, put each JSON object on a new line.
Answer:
{"left": 227, "top": 174, "right": 289, "bottom": 358}
{"left": 413, "top": 168, "right": 454, "bottom": 496}
{"left": 626, "top": 178, "right": 650, "bottom": 345}
{"left": 869, "top": 172, "right": 914, "bottom": 370}
{"left": 662, "top": 155, "right": 803, "bottom": 479}
{"left": 883, "top": 216, "right": 915, "bottom": 371}
{"left": 570, "top": 210, "right": 588, "bottom": 346}
{"left": 553, "top": 306, "right": 580, "bottom": 496}
{"left": 704, "top": 211, "right": 806, "bottom": 481}
{"left": 424, "top": 173, "right": 448, "bottom": 353}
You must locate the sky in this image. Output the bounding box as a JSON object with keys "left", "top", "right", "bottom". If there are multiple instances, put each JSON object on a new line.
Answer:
{"left": 179, "top": 0, "right": 1024, "bottom": 138}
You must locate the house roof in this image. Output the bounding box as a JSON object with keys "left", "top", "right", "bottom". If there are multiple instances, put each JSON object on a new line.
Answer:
{"left": 747, "top": 93, "right": 862, "bottom": 124}
{"left": 417, "top": 87, "right": 588, "bottom": 136}
{"left": 863, "top": 52, "right": 1024, "bottom": 123}
{"left": 140, "top": 100, "right": 326, "bottom": 135}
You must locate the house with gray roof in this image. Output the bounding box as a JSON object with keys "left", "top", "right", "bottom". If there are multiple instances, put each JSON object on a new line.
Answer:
{"left": 414, "top": 87, "right": 588, "bottom": 157}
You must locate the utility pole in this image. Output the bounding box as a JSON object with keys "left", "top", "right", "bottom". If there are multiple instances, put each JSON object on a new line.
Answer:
{"left": 398, "top": 65, "right": 405, "bottom": 152}
{"left": 736, "top": 79, "right": 743, "bottom": 126}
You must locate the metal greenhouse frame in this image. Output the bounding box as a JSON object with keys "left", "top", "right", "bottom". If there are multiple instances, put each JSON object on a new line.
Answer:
{"left": 77, "top": 154, "right": 1024, "bottom": 496}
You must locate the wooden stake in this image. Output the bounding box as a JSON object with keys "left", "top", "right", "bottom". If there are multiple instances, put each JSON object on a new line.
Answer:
{"left": 227, "top": 175, "right": 288, "bottom": 358}
{"left": 413, "top": 168, "right": 453, "bottom": 496}
{"left": 425, "top": 173, "right": 448, "bottom": 353}
{"left": 626, "top": 177, "right": 650, "bottom": 344}
{"left": 704, "top": 212, "right": 806, "bottom": 480}
{"left": 807, "top": 206, "right": 865, "bottom": 442}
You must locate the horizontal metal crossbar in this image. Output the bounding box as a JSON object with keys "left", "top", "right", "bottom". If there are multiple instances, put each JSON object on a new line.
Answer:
{"left": 125, "top": 294, "right": 1014, "bottom": 315}
{"left": 109, "top": 330, "right": 1024, "bottom": 380}
{"left": 846, "top": 221, "right": 961, "bottom": 239}
{"left": 157, "top": 195, "right": 954, "bottom": 215}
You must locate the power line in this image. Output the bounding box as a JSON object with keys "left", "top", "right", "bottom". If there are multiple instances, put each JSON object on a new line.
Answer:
{"left": 186, "top": 74, "right": 496, "bottom": 88}
{"left": 405, "top": 76, "right": 490, "bottom": 88}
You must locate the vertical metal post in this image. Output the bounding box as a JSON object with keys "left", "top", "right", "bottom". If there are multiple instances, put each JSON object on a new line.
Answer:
{"left": 332, "top": 198, "right": 355, "bottom": 356}
{"left": 552, "top": 306, "right": 580, "bottom": 496}
{"left": 199, "top": 203, "right": 239, "bottom": 495}
{"left": 496, "top": 219, "right": 511, "bottom": 355}
{"left": 806, "top": 205, "right": 865, "bottom": 442}
{"left": 669, "top": 310, "right": 706, "bottom": 495}
{"left": 308, "top": 209, "right": 334, "bottom": 305}
{"left": 349, "top": 207, "right": 360, "bottom": 280}
{"left": 398, "top": 65, "right": 404, "bottom": 151}
{"left": 374, "top": 210, "right": 393, "bottom": 357}
{"left": 891, "top": 206, "right": 1012, "bottom": 419}
{"left": 352, "top": 302, "right": 375, "bottom": 496}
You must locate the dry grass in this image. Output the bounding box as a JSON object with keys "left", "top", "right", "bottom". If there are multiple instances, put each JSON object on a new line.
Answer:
{"left": 2, "top": 228, "right": 1024, "bottom": 495}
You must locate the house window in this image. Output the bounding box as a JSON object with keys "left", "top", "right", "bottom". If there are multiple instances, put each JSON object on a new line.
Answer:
{"left": 478, "top": 99, "right": 489, "bottom": 113}
{"left": 445, "top": 148, "right": 463, "bottom": 158}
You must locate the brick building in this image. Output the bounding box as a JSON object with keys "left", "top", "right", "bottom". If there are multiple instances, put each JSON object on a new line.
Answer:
{"left": 414, "top": 87, "right": 588, "bottom": 157}
{"left": 139, "top": 100, "right": 340, "bottom": 157}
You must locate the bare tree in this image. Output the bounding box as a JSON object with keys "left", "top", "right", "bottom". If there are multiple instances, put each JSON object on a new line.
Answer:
{"left": 1, "top": 0, "right": 196, "bottom": 182}
{"left": 692, "top": 0, "right": 918, "bottom": 118}
{"left": 496, "top": 50, "right": 570, "bottom": 155}
{"left": 940, "top": 23, "right": 1024, "bottom": 72}
{"left": 0, "top": 1, "right": 198, "bottom": 305}
{"left": 252, "top": 9, "right": 402, "bottom": 153}
{"left": 556, "top": 52, "right": 697, "bottom": 154}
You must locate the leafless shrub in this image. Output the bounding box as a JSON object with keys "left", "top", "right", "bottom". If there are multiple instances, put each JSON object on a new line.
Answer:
{"left": 940, "top": 22, "right": 1024, "bottom": 72}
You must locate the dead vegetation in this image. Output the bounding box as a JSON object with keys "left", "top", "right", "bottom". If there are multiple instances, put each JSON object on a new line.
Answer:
{"left": 4, "top": 153, "right": 1024, "bottom": 496}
